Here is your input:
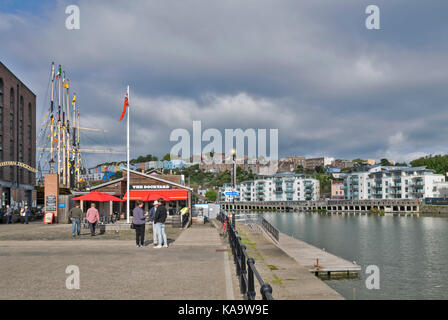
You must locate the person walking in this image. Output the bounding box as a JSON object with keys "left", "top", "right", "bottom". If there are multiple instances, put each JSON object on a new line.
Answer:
{"left": 154, "top": 198, "right": 168, "bottom": 248}
{"left": 69, "top": 203, "right": 83, "bottom": 237}
{"left": 24, "top": 206, "right": 31, "bottom": 224}
{"left": 133, "top": 201, "right": 148, "bottom": 247}
{"left": 19, "top": 206, "right": 30, "bottom": 224}
{"left": 148, "top": 201, "right": 159, "bottom": 246}
{"left": 86, "top": 203, "right": 100, "bottom": 236}
{"left": 5, "top": 205, "right": 13, "bottom": 224}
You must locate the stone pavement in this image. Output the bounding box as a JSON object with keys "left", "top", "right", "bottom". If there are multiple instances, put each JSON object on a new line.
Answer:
{"left": 235, "top": 223, "right": 343, "bottom": 300}
{"left": 0, "top": 224, "right": 236, "bottom": 300}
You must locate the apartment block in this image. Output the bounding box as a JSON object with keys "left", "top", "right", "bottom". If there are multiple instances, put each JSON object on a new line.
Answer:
{"left": 220, "top": 172, "right": 320, "bottom": 202}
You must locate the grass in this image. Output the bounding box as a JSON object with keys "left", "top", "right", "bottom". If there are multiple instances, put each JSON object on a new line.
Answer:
{"left": 267, "top": 264, "right": 279, "bottom": 271}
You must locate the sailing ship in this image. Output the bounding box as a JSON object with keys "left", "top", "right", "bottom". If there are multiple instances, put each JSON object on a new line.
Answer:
{"left": 37, "top": 62, "right": 82, "bottom": 189}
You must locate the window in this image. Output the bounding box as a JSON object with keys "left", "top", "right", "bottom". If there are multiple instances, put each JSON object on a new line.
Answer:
{"left": 10, "top": 88, "right": 14, "bottom": 110}
{"left": 0, "top": 78, "right": 4, "bottom": 106}
{"left": 9, "top": 140, "right": 14, "bottom": 181}
{"left": 19, "top": 96, "right": 23, "bottom": 118}
{"left": 28, "top": 103, "right": 32, "bottom": 121}
{"left": 19, "top": 119, "right": 23, "bottom": 141}
{"left": 10, "top": 113, "right": 14, "bottom": 137}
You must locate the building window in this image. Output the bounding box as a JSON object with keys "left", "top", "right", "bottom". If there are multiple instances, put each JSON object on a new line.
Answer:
{"left": 19, "top": 119, "right": 23, "bottom": 141}
{"left": 10, "top": 88, "right": 14, "bottom": 110}
{"left": 0, "top": 78, "right": 3, "bottom": 106}
{"left": 9, "top": 140, "right": 14, "bottom": 181}
{"left": 10, "top": 113, "right": 14, "bottom": 137}
{"left": 19, "top": 96, "right": 24, "bottom": 118}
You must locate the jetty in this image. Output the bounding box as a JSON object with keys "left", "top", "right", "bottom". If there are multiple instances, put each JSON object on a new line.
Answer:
{"left": 277, "top": 233, "right": 361, "bottom": 277}
{"left": 255, "top": 218, "right": 361, "bottom": 278}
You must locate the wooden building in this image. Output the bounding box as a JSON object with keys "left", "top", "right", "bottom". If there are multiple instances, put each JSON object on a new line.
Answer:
{"left": 80, "top": 169, "right": 192, "bottom": 219}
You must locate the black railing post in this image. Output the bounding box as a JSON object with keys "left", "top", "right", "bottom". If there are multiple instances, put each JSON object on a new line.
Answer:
{"left": 232, "top": 212, "right": 235, "bottom": 228}
{"left": 235, "top": 236, "right": 241, "bottom": 276}
{"left": 247, "top": 258, "right": 256, "bottom": 300}
{"left": 240, "top": 245, "right": 247, "bottom": 295}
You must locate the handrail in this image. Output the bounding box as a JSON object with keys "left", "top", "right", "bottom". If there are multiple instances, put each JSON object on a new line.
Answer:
{"left": 218, "top": 212, "right": 274, "bottom": 300}
{"left": 261, "top": 218, "right": 279, "bottom": 242}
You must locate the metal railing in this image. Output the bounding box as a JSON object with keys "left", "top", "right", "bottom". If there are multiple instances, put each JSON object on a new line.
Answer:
{"left": 218, "top": 212, "right": 274, "bottom": 300}
{"left": 261, "top": 218, "right": 279, "bottom": 242}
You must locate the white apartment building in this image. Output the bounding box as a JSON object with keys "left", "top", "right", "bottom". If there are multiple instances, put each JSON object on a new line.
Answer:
{"left": 343, "top": 166, "right": 448, "bottom": 200}
{"left": 220, "top": 173, "right": 320, "bottom": 202}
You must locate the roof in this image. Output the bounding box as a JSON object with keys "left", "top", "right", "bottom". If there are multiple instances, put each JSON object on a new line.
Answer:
{"left": 0, "top": 61, "right": 36, "bottom": 97}
{"left": 89, "top": 169, "right": 193, "bottom": 191}
{"left": 88, "top": 177, "right": 124, "bottom": 191}
{"left": 124, "top": 169, "right": 193, "bottom": 191}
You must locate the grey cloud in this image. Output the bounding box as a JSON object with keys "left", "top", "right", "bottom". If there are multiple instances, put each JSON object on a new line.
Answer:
{"left": 1, "top": 0, "right": 448, "bottom": 168}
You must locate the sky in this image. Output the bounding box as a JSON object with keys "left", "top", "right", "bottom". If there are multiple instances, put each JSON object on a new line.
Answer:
{"left": 1, "top": 0, "right": 448, "bottom": 169}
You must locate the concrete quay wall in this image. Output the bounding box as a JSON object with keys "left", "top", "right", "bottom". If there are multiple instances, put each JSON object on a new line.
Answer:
{"left": 222, "top": 199, "right": 420, "bottom": 215}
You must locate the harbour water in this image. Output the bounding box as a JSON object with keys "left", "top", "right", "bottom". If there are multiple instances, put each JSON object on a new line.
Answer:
{"left": 262, "top": 212, "right": 448, "bottom": 300}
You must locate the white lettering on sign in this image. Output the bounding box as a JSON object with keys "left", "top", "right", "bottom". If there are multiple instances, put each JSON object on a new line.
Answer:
{"left": 131, "top": 185, "right": 171, "bottom": 190}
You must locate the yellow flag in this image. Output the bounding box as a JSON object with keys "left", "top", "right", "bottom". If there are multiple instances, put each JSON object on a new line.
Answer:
{"left": 72, "top": 95, "right": 76, "bottom": 105}
{"left": 64, "top": 81, "right": 69, "bottom": 89}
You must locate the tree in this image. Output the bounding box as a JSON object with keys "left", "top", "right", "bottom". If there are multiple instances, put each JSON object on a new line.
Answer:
{"left": 380, "top": 158, "right": 391, "bottom": 166}
{"left": 162, "top": 153, "right": 171, "bottom": 161}
{"left": 295, "top": 165, "right": 304, "bottom": 174}
{"left": 205, "top": 188, "right": 217, "bottom": 202}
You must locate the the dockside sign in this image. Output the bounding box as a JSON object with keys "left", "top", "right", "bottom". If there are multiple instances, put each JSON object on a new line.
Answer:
{"left": 0, "top": 161, "right": 38, "bottom": 173}
{"left": 131, "top": 185, "right": 171, "bottom": 190}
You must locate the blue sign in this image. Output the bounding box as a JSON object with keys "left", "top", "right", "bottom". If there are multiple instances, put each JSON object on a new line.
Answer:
{"left": 225, "top": 192, "right": 239, "bottom": 196}
{"left": 58, "top": 203, "right": 66, "bottom": 208}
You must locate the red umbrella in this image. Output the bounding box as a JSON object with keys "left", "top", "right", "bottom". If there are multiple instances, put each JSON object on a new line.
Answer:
{"left": 72, "top": 191, "right": 124, "bottom": 202}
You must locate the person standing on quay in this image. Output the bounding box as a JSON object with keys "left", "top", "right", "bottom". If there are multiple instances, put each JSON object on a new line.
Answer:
{"left": 5, "top": 205, "right": 13, "bottom": 224}
{"left": 20, "top": 206, "right": 30, "bottom": 224}
{"left": 69, "top": 202, "right": 83, "bottom": 237}
{"left": 86, "top": 203, "right": 100, "bottom": 236}
{"left": 148, "top": 201, "right": 159, "bottom": 246}
{"left": 133, "top": 201, "right": 148, "bottom": 247}
{"left": 154, "top": 198, "right": 168, "bottom": 248}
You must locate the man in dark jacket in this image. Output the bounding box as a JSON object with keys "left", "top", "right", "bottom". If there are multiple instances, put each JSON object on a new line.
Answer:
{"left": 69, "top": 203, "right": 83, "bottom": 237}
{"left": 5, "top": 205, "right": 13, "bottom": 224}
{"left": 148, "top": 201, "right": 159, "bottom": 246}
{"left": 154, "top": 198, "right": 168, "bottom": 248}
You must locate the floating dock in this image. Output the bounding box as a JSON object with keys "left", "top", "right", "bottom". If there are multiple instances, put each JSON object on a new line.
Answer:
{"left": 275, "top": 232, "right": 361, "bottom": 278}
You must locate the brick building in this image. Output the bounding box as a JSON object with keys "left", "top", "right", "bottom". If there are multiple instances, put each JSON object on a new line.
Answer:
{"left": 0, "top": 61, "right": 36, "bottom": 207}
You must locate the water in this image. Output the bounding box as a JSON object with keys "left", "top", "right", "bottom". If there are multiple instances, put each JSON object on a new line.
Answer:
{"left": 262, "top": 212, "right": 448, "bottom": 300}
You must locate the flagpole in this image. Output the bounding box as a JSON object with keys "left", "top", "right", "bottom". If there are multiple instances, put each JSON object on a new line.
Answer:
{"left": 126, "top": 85, "right": 130, "bottom": 224}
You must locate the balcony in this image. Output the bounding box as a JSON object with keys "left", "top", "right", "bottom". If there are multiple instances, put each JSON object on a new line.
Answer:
{"left": 373, "top": 184, "right": 382, "bottom": 189}
{"left": 391, "top": 183, "right": 401, "bottom": 187}
{"left": 274, "top": 188, "right": 283, "bottom": 193}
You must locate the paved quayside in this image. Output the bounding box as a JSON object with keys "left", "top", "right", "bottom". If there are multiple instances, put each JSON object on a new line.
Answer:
{"left": 0, "top": 224, "right": 236, "bottom": 300}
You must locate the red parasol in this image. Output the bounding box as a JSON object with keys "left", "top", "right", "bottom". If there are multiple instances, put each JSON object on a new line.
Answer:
{"left": 72, "top": 191, "right": 124, "bottom": 202}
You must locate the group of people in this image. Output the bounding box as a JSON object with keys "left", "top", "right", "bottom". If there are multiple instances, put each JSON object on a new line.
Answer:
{"left": 68, "top": 199, "right": 169, "bottom": 248}
{"left": 68, "top": 202, "right": 100, "bottom": 237}
{"left": 133, "top": 198, "right": 168, "bottom": 248}
{"left": 3, "top": 205, "right": 32, "bottom": 224}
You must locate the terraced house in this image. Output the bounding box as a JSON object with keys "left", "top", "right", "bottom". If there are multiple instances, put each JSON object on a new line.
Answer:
{"left": 220, "top": 172, "right": 320, "bottom": 202}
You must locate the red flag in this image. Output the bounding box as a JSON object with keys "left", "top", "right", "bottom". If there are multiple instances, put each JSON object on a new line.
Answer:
{"left": 119, "top": 91, "right": 129, "bottom": 121}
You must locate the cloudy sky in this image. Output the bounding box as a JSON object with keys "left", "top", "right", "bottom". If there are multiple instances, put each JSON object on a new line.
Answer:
{"left": 1, "top": 0, "right": 448, "bottom": 168}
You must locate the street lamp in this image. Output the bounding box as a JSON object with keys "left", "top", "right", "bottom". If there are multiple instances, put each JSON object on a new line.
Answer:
{"left": 231, "top": 148, "right": 236, "bottom": 227}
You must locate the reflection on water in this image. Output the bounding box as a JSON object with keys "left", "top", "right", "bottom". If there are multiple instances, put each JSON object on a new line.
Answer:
{"left": 262, "top": 212, "right": 448, "bottom": 300}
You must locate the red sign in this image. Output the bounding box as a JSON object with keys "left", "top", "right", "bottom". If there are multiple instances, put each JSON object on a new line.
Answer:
{"left": 43, "top": 212, "right": 54, "bottom": 224}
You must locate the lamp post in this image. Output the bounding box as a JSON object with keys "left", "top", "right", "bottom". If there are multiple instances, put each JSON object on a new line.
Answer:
{"left": 231, "top": 148, "right": 236, "bottom": 228}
